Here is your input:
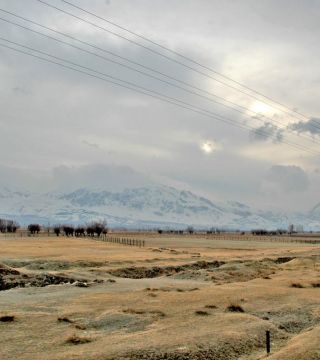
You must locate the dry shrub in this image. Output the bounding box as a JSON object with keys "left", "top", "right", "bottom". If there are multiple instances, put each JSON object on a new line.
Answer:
{"left": 58, "top": 317, "right": 73, "bottom": 323}
{"left": 149, "top": 310, "right": 166, "bottom": 317}
{"left": 311, "top": 282, "right": 320, "bottom": 288}
{"left": 205, "top": 305, "right": 217, "bottom": 309}
{"left": 148, "top": 293, "right": 157, "bottom": 297}
{"left": 123, "top": 309, "right": 145, "bottom": 315}
{"left": 0, "top": 315, "right": 15, "bottom": 322}
{"left": 291, "top": 282, "right": 304, "bottom": 288}
{"left": 226, "top": 304, "right": 244, "bottom": 313}
{"left": 195, "top": 310, "right": 209, "bottom": 316}
{"left": 74, "top": 324, "right": 86, "bottom": 330}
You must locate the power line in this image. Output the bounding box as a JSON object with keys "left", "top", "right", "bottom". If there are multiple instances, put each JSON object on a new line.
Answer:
{"left": 37, "top": 0, "right": 317, "bottom": 125}
{"left": 0, "top": 38, "right": 318, "bottom": 156}
{"left": 59, "top": 0, "right": 312, "bottom": 123}
{"left": 1, "top": 11, "right": 320, "bottom": 142}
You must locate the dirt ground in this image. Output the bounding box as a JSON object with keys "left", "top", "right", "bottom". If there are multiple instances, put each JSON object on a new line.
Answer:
{"left": 0, "top": 233, "right": 319, "bottom": 359}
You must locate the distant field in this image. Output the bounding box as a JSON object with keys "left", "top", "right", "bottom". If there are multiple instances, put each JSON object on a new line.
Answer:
{"left": 0, "top": 233, "right": 319, "bottom": 359}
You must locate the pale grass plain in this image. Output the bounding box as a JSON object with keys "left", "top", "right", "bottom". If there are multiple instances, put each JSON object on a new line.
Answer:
{"left": 0, "top": 233, "right": 319, "bottom": 359}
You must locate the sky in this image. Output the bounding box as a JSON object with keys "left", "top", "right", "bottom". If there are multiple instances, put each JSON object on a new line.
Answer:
{"left": 1, "top": 0, "right": 320, "bottom": 212}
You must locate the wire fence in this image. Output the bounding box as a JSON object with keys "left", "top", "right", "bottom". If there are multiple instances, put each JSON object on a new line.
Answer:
{"left": 1, "top": 230, "right": 320, "bottom": 245}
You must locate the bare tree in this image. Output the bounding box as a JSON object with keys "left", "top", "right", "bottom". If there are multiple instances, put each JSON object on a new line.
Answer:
{"left": 53, "top": 226, "right": 61, "bottom": 237}
{"left": 28, "top": 224, "right": 41, "bottom": 235}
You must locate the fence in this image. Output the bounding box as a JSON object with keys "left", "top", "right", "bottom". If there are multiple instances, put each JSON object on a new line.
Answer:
{"left": 0, "top": 231, "right": 146, "bottom": 247}
{"left": 2, "top": 229, "right": 320, "bottom": 245}
{"left": 202, "top": 233, "right": 320, "bottom": 245}
{"left": 98, "top": 235, "right": 145, "bottom": 248}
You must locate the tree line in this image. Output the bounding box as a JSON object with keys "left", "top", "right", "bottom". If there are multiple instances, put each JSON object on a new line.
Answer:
{"left": 0, "top": 218, "right": 20, "bottom": 233}
{"left": 27, "top": 221, "right": 108, "bottom": 237}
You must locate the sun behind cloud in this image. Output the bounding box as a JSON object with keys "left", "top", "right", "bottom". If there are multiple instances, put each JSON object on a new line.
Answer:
{"left": 200, "top": 141, "right": 217, "bottom": 154}
{"left": 250, "top": 101, "right": 273, "bottom": 116}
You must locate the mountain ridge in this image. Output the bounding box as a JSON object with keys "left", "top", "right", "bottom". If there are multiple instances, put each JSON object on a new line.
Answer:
{"left": 0, "top": 184, "right": 318, "bottom": 230}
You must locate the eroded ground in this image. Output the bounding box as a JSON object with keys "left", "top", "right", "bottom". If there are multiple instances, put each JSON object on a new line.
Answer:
{"left": 0, "top": 234, "right": 319, "bottom": 359}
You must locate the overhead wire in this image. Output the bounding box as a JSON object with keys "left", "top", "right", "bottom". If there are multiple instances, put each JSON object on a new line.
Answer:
{"left": 58, "top": 0, "right": 312, "bottom": 123}
{"left": 37, "top": 0, "right": 319, "bottom": 127}
{"left": 0, "top": 38, "right": 318, "bottom": 156}
{"left": 1, "top": 11, "right": 320, "bottom": 144}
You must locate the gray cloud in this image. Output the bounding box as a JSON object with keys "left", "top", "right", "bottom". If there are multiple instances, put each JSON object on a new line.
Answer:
{"left": 265, "top": 165, "right": 309, "bottom": 192}
{"left": 0, "top": 0, "right": 320, "bottom": 212}
{"left": 288, "top": 118, "right": 320, "bottom": 135}
{"left": 250, "top": 122, "right": 284, "bottom": 143}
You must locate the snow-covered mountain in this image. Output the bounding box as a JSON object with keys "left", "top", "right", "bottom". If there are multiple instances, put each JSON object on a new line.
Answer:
{"left": 0, "top": 185, "right": 317, "bottom": 230}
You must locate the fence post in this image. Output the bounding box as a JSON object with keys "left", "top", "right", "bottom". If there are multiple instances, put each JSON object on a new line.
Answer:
{"left": 266, "top": 330, "right": 271, "bottom": 355}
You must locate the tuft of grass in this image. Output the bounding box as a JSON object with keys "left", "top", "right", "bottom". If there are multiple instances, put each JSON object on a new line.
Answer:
{"left": 58, "top": 317, "right": 73, "bottom": 324}
{"left": 148, "top": 293, "right": 157, "bottom": 297}
{"left": 226, "top": 304, "right": 244, "bottom": 313}
{"left": 65, "top": 334, "right": 92, "bottom": 345}
{"left": 74, "top": 324, "right": 86, "bottom": 330}
{"left": 205, "top": 305, "right": 217, "bottom": 309}
{"left": 195, "top": 310, "right": 209, "bottom": 316}
{"left": 0, "top": 315, "right": 15, "bottom": 322}
{"left": 291, "top": 282, "right": 304, "bottom": 288}
{"left": 123, "top": 309, "right": 145, "bottom": 315}
{"left": 149, "top": 310, "right": 166, "bottom": 317}
{"left": 311, "top": 282, "right": 320, "bottom": 288}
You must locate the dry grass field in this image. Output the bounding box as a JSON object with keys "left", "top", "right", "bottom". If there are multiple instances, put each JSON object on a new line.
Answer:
{"left": 0, "top": 233, "right": 319, "bottom": 359}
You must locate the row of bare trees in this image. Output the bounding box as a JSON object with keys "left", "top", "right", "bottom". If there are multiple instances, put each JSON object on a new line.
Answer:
{"left": 0, "top": 218, "right": 20, "bottom": 233}
{"left": 25, "top": 221, "right": 108, "bottom": 237}
{"left": 53, "top": 221, "right": 108, "bottom": 237}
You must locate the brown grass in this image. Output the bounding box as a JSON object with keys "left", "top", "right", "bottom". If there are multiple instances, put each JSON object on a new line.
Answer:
{"left": 0, "top": 233, "right": 319, "bottom": 359}
{"left": 65, "top": 334, "right": 92, "bottom": 345}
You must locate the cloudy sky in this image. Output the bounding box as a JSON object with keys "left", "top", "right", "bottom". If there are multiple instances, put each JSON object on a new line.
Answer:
{"left": 1, "top": 0, "right": 320, "bottom": 212}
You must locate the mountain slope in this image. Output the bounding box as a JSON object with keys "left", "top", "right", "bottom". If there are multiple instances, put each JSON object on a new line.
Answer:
{"left": 0, "top": 185, "right": 317, "bottom": 230}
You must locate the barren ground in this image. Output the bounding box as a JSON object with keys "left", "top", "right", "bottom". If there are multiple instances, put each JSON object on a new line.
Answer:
{"left": 0, "top": 233, "right": 319, "bottom": 359}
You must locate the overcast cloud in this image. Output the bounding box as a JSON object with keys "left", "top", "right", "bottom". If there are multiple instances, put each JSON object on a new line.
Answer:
{"left": 1, "top": 0, "right": 320, "bottom": 212}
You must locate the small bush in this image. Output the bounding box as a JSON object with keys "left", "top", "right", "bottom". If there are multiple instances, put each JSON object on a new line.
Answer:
{"left": 226, "top": 304, "right": 244, "bottom": 313}
{"left": 148, "top": 293, "right": 157, "bottom": 297}
{"left": 176, "top": 288, "right": 185, "bottom": 292}
{"left": 205, "top": 305, "right": 217, "bottom": 309}
{"left": 0, "top": 315, "right": 15, "bottom": 322}
{"left": 58, "top": 317, "right": 73, "bottom": 323}
{"left": 311, "top": 282, "right": 320, "bottom": 288}
{"left": 123, "top": 309, "right": 145, "bottom": 315}
{"left": 150, "top": 310, "right": 166, "bottom": 317}
{"left": 195, "top": 310, "right": 209, "bottom": 316}
{"left": 74, "top": 324, "right": 86, "bottom": 330}
{"left": 291, "top": 282, "right": 304, "bottom": 288}
{"left": 106, "top": 279, "right": 116, "bottom": 283}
